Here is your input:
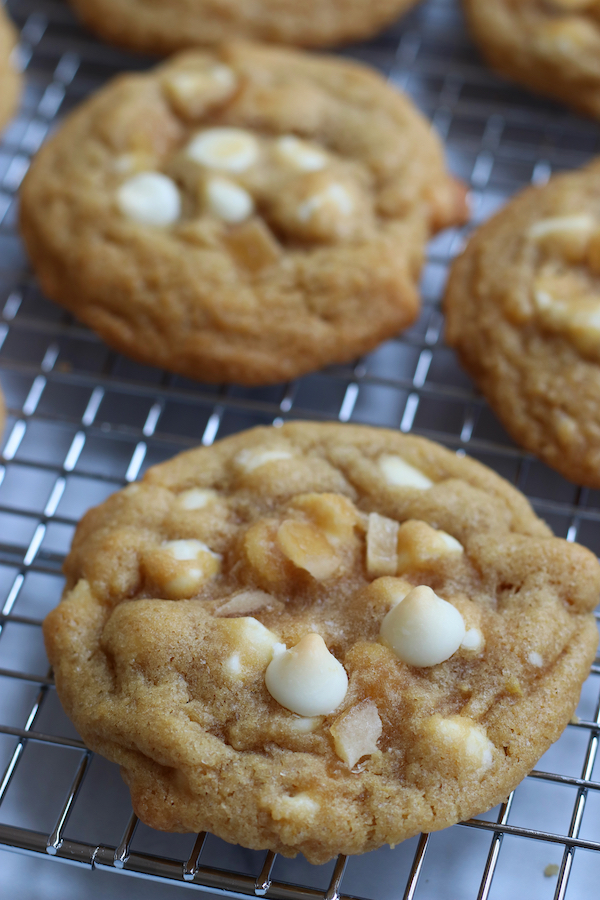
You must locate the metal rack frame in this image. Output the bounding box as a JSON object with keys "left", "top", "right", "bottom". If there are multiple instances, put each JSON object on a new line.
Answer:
{"left": 1, "top": 0, "right": 600, "bottom": 898}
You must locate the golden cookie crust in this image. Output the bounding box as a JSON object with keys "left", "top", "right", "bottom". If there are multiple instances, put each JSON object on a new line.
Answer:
{"left": 0, "top": 6, "right": 20, "bottom": 134}
{"left": 68, "top": 0, "right": 421, "bottom": 54}
{"left": 43, "top": 422, "right": 599, "bottom": 863}
{"left": 464, "top": 0, "right": 600, "bottom": 119}
{"left": 445, "top": 160, "right": 600, "bottom": 487}
{"left": 20, "top": 42, "right": 466, "bottom": 386}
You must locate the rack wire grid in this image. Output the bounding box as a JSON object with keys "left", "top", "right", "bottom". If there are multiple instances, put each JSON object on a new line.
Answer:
{"left": 1, "top": 0, "right": 600, "bottom": 898}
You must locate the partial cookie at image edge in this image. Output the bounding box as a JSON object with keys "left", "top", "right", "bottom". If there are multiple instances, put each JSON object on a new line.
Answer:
{"left": 68, "top": 0, "right": 423, "bottom": 55}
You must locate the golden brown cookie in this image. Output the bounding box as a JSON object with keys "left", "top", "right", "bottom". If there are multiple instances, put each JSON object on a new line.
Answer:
{"left": 68, "top": 0, "right": 421, "bottom": 55}
{"left": 464, "top": 0, "right": 600, "bottom": 119}
{"left": 0, "top": 5, "right": 20, "bottom": 133}
{"left": 445, "top": 159, "right": 600, "bottom": 487}
{"left": 43, "top": 422, "right": 599, "bottom": 863}
{"left": 20, "top": 42, "right": 466, "bottom": 386}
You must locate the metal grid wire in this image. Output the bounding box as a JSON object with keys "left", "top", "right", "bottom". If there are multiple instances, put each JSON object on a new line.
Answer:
{"left": 1, "top": 0, "right": 600, "bottom": 897}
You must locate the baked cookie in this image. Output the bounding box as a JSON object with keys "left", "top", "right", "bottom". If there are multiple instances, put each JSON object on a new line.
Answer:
{"left": 464, "top": 0, "right": 600, "bottom": 119}
{"left": 68, "top": 0, "right": 421, "bottom": 55}
{"left": 0, "top": 5, "right": 20, "bottom": 134}
{"left": 20, "top": 43, "right": 466, "bottom": 386}
{"left": 445, "top": 160, "right": 600, "bottom": 487}
{"left": 43, "top": 422, "right": 599, "bottom": 862}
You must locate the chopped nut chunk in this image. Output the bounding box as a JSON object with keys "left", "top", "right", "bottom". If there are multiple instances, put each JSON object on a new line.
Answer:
{"left": 396, "top": 520, "right": 464, "bottom": 573}
{"left": 226, "top": 219, "right": 281, "bottom": 272}
{"left": 288, "top": 493, "right": 359, "bottom": 546}
{"left": 277, "top": 519, "right": 340, "bottom": 580}
{"left": 215, "top": 589, "right": 281, "bottom": 617}
{"left": 366, "top": 512, "right": 399, "bottom": 577}
{"left": 330, "top": 700, "right": 383, "bottom": 768}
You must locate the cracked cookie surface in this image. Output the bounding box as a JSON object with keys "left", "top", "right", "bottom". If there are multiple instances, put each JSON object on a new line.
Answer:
{"left": 445, "top": 159, "right": 600, "bottom": 487}
{"left": 68, "top": 0, "right": 421, "bottom": 54}
{"left": 43, "top": 422, "right": 600, "bottom": 862}
{"left": 20, "top": 42, "right": 466, "bottom": 386}
{"left": 465, "top": 0, "right": 600, "bottom": 119}
{"left": 0, "top": 6, "right": 20, "bottom": 134}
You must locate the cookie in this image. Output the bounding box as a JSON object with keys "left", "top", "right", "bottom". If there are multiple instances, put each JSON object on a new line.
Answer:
{"left": 445, "top": 160, "right": 600, "bottom": 487}
{"left": 464, "top": 0, "right": 600, "bottom": 119}
{"left": 20, "top": 42, "right": 467, "bottom": 386}
{"left": 0, "top": 6, "right": 20, "bottom": 134}
{"left": 68, "top": 0, "right": 421, "bottom": 55}
{"left": 43, "top": 422, "right": 599, "bottom": 863}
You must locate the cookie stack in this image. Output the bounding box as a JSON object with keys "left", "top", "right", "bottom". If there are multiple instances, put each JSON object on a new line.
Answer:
{"left": 5, "top": 0, "right": 599, "bottom": 870}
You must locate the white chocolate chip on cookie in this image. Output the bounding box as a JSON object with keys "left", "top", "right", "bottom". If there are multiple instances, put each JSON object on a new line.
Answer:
{"left": 425, "top": 715, "right": 494, "bottom": 775}
{"left": 275, "top": 135, "right": 328, "bottom": 172}
{"left": 297, "top": 181, "right": 354, "bottom": 223}
{"left": 205, "top": 175, "right": 254, "bottom": 223}
{"left": 380, "top": 585, "right": 466, "bottom": 667}
{"left": 175, "top": 487, "right": 218, "bottom": 510}
{"left": 235, "top": 447, "right": 294, "bottom": 473}
{"left": 163, "top": 65, "right": 237, "bottom": 118}
{"left": 265, "top": 633, "right": 348, "bottom": 716}
{"left": 330, "top": 700, "right": 383, "bottom": 769}
{"left": 186, "top": 127, "right": 259, "bottom": 172}
{"left": 117, "top": 172, "right": 181, "bottom": 227}
{"left": 461, "top": 628, "right": 485, "bottom": 653}
{"left": 378, "top": 454, "right": 433, "bottom": 489}
{"left": 161, "top": 538, "right": 221, "bottom": 597}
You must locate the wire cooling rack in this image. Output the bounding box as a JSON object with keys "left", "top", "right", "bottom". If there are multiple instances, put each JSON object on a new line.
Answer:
{"left": 1, "top": 0, "right": 600, "bottom": 898}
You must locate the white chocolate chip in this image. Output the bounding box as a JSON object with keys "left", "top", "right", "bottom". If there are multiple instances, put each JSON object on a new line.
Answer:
{"left": 378, "top": 455, "right": 433, "bottom": 489}
{"left": 430, "top": 715, "right": 494, "bottom": 774}
{"left": 366, "top": 512, "right": 399, "bottom": 577}
{"left": 438, "top": 532, "right": 464, "bottom": 554}
{"left": 158, "top": 538, "right": 221, "bottom": 597}
{"left": 176, "top": 488, "right": 218, "bottom": 510}
{"left": 330, "top": 700, "right": 383, "bottom": 769}
{"left": 265, "top": 633, "right": 348, "bottom": 716}
{"left": 528, "top": 214, "right": 597, "bottom": 241}
{"left": 186, "top": 127, "right": 259, "bottom": 172}
{"left": 528, "top": 651, "right": 544, "bottom": 668}
{"left": 164, "top": 538, "right": 217, "bottom": 561}
{"left": 164, "top": 65, "right": 237, "bottom": 115}
{"left": 215, "top": 589, "right": 281, "bottom": 617}
{"left": 275, "top": 135, "right": 328, "bottom": 172}
{"left": 271, "top": 792, "right": 319, "bottom": 821}
{"left": 297, "top": 182, "right": 354, "bottom": 223}
{"left": 287, "top": 716, "right": 323, "bottom": 733}
{"left": 380, "top": 585, "right": 466, "bottom": 667}
{"left": 461, "top": 628, "right": 485, "bottom": 653}
{"left": 205, "top": 176, "right": 254, "bottom": 223}
{"left": 226, "top": 653, "right": 241, "bottom": 675}
{"left": 235, "top": 447, "right": 293, "bottom": 473}
{"left": 220, "top": 616, "right": 280, "bottom": 677}
{"left": 117, "top": 172, "right": 181, "bottom": 226}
